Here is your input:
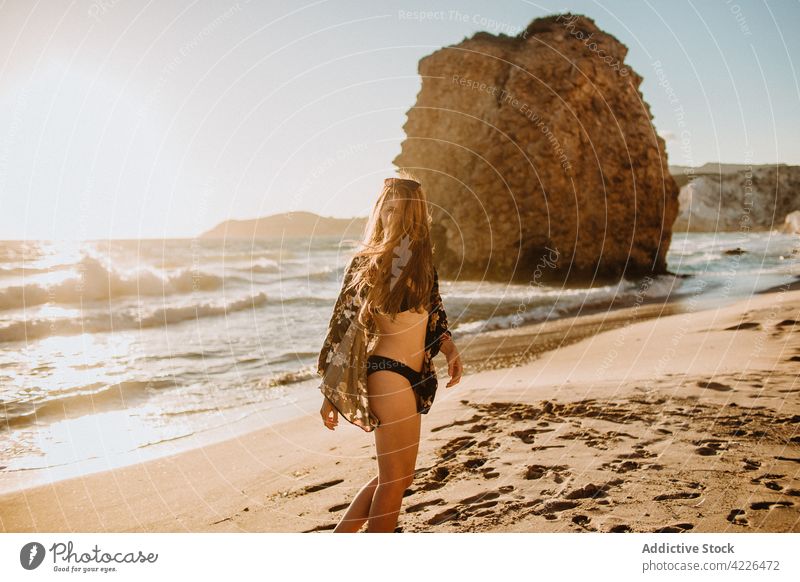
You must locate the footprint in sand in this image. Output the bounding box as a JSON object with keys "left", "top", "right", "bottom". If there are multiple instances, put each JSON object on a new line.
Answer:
{"left": 697, "top": 380, "right": 733, "bottom": 392}
{"left": 600, "top": 459, "right": 641, "bottom": 473}
{"left": 482, "top": 467, "right": 500, "bottom": 479}
{"left": 693, "top": 438, "right": 730, "bottom": 456}
{"left": 425, "top": 489, "right": 508, "bottom": 525}
{"left": 726, "top": 509, "right": 749, "bottom": 526}
{"left": 459, "top": 490, "right": 501, "bottom": 505}
{"left": 724, "top": 322, "right": 762, "bottom": 330}
{"left": 430, "top": 414, "right": 484, "bottom": 433}
{"left": 564, "top": 480, "right": 623, "bottom": 500}
{"left": 437, "top": 436, "right": 478, "bottom": 460}
{"left": 464, "top": 457, "right": 488, "bottom": 470}
{"left": 477, "top": 438, "right": 500, "bottom": 452}
{"left": 749, "top": 500, "right": 794, "bottom": 510}
{"left": 750, "top": 473, "right": 786, "bottom": 492}
{"left": 511, "top": 427, "right": 554, "bottom": 444}
{"left": 302, "top": 523, "right": 336, "bottom": 532}
{"left": 406, "top": 498, "right": 446, "bottom": 513}
{"left": 428, "top": 507, "right": 461, "bottom": 525}
{"left": 743, "top": 458, "right": 762, "bottom": 471}
{"left": 411, "top": 466, "right": 450, "bottom": 493}
{"left": 560, "top": 428, "right": 636, "bottom": 451}
{"left": 617, "top": 448, "right": 657, "bottom": 460}
{"left": 534, "top": 499, "right": 581, "bottom": 514}
{"left": 572, "top": 515, "right": 591, "bottom": 525}
{"left": 466, "top": 423, "right": 494, "bottom": 433}
{"left": 774, "top": 455, "right": 800, "bottom": 464}
{"left": 304, "top": 479, "right": 344, "bottom": 493}
{"left": 654, "top": 523, "right": 695, "bottom": 533}
{"left": 524, "top": 464, "right": 571, "bottom": 483}
{"left": 724, "top": 500, "right": 796, "bottom": 529}
{"left": 654, "top": 491, "right": 701, "bottom": 501}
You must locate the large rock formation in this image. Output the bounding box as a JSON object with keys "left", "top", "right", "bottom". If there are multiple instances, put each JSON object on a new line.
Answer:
{"left": 393, "top": 13, "right": 679, "bottom": 282}
{"left": 671, "top": 164, "right": 800, "bottom": 232}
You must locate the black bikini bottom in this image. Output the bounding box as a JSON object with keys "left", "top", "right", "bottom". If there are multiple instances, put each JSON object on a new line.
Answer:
{"left": 366, "top": 354, "right": 424, "bottom": 389}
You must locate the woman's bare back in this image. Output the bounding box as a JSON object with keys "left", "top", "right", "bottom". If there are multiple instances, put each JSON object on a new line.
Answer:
{"left": 371, "top": 307, "right": 428, "bottom": 373}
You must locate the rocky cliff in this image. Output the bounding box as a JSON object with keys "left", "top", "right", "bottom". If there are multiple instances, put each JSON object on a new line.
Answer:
{"left": 393, "top": 13, "right": 678, "bottom": 282}
{"left": 671, "top": 164, "right": 800, "bottom": 232}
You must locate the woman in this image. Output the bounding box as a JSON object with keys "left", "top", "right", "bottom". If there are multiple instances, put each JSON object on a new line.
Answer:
{"left": 316, "top": 174, "right": 463, "bottom": 533}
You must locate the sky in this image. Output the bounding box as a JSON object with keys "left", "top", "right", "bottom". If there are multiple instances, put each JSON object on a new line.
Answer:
{"left": 0, "top": 0, "right": 798, "bottom": 240}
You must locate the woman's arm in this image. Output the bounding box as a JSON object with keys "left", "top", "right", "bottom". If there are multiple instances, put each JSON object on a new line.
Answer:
{"left": 429, "top": 265, "right": 462, "bottom": 387}
{"left": 427, "top": 265, "right": 453, "bottom": 359}
{"left": 317, "top": 256, "right": 359, "bottom": 377}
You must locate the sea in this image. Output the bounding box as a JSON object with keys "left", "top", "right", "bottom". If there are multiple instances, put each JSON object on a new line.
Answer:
{"left": 0, "top": 231, "right": 798, "bottom": 492}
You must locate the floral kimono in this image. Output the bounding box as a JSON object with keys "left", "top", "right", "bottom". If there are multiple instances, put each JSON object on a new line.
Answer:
{"left": 316, "top": 255, "right": 453, "bottom": 432}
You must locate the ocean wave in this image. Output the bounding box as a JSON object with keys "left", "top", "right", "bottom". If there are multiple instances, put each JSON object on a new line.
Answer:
{"left": 455, "top": 274, "right": 683, "bottom": 334}
{"left": 0, "top": 254, "right": 225, "bottom": 310}
{"left": 265, "top": 367, "right": 317, "bottom": 387}
{"left": 0, "top": 292, "right": 268, "bottom": 343}
{"left": 455, "top": 304, "right": 570, "bottom": 334}
{"left": 0, "top": 264, "right": 72, "bottom": 277}
{"left": 2, "top": 378, "right": 175, "bottom": 428}
{"left": 306, "top": 268, "right": 343, "bottom": 281}
{"left": 278, "top": 296, "right": 333, "bottom": 307}
{"left": 229, "top": 257, "right": 281, "bottom": 273}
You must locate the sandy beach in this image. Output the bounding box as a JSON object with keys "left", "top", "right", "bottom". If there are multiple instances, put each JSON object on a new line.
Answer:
{"left": 1, "top": 282, "right": 798, "bottom": 533}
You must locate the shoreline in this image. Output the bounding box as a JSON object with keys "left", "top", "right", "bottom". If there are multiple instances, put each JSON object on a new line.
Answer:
{"left": 0, "top": 278, "right": 690, "bottom": 496}
{"left": 0, "top": 267, "right": 793, "bottom": 494}
{"left": 1, "top": 282, "right": 798, "bottom": 532}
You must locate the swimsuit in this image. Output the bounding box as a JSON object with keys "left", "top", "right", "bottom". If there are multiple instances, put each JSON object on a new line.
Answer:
{"left": 366, "top": 354, "right": 425, "bottom": 389}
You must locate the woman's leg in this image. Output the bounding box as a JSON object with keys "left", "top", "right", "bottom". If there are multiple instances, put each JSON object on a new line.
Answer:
{"left": 365, "top": 370, "right": 421, "bottom": 533}
{"left": 332, "top": 475, "right": 379, "bottom": 533}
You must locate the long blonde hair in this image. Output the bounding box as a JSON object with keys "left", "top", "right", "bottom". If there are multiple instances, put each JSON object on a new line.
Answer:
{"left": 347, "top": 171, "right": 435, "bottom": 328}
